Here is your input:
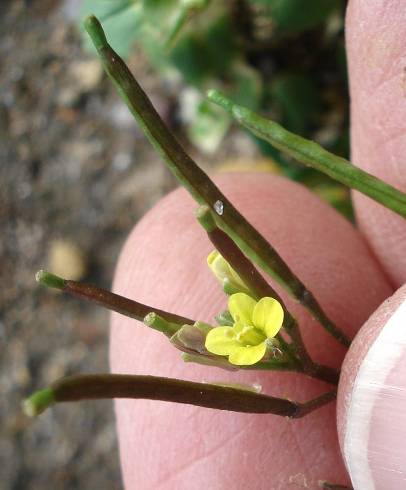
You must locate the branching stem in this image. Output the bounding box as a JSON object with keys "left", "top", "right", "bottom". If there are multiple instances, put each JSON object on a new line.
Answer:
{"left": 196, "top": 206, "right": 339, "bottom": 385}
{"left": 84, "top": 15, "right": 350, "bottom": 349}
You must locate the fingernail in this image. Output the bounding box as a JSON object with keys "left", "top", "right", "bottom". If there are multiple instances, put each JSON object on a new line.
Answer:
{"left": 344, "top": 298, "right": 406, "bottom": 489}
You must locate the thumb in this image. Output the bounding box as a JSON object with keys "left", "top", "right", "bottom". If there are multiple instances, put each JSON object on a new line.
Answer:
{"left": 337, "top": 284, "right": 406, "bottom": 489}
{"left": 346, "top": 0, "right": 406, "bottom": 286}
{"left": 110, "top": 173, "right": 391, "bottom": 489}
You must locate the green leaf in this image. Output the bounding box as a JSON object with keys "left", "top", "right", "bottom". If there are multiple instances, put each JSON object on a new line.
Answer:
{"left": 79, "top": 0, "right": 142, "bottom": 58}
{"left": 169, "top": 7, "right": 235, "bottom": 85}
{"left": 182, "top": 60, "right": 262, "bottom": 153}
{"left": 187, "top": 99, "right": 231, "bottom": 154}
{"left": 229, "top": 61, "right": 262, "bottom": 110}
{"left": 251, "top": 0, "right": 339, "bottom": 33}
{"left": 142, "top": 0, "right": 183, "bottom": 41}
{"left": 170, "top": 35, "right": 211, "bottom": 85}
{"left": 270, "top": 73, "right": 320, "bottom": 134}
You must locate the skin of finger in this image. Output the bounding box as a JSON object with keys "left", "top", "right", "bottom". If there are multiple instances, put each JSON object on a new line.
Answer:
{"left": 337, "top": 284, "right": 406, "bottom": 489}
{"left": 110, "top": 173, "right": 392, "bottom": 490}
{"left": 346, "top": 0, "right": 406, "bottom": 286}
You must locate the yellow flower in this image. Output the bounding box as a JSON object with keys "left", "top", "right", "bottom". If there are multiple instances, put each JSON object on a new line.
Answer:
{"left": 205, "top": 293, "right": 284, "bottom": 366}
{"left": 207, "top": 250, "right": 248, "bottom": 294}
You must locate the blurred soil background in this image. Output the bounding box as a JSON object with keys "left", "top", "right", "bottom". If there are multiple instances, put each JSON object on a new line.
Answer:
{"left": 0, "top": 1, "right": 259, "bottom": 489}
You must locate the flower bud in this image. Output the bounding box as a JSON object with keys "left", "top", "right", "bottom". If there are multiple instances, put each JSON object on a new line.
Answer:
{"left": 215, "top": 309, "right": 234, "bottom": 326}
{"left": 171, "top": 322, "right": 212, "bottom": 353}
{"left": 207, "top": 250, "right": 249, "bottom": 294}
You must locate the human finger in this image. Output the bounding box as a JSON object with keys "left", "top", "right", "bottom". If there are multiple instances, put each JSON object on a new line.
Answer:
{"left": 110, "top": 173, "right": 391, "bottom": 489}
{"left": 346, "top": 0, "right": 406, "bottom": 286}
{"left": 337, "top": 284, "right": 406, "bottom": 489}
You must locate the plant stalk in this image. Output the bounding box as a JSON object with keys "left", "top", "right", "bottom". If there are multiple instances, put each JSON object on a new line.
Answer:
{"left": 208, "top": 89, "right": 406, "bottom": 220}
{"left": 196, "top": 206, "right": 339, "bottom": 385}
{"left": 24, "top": 374, "right": 335, "bottom": 417}
{"left": 84, "top": 16, "right": 350, "bottom": 348}
{"left": 320, "top": 483, "right": 354, "bottom": 490}
{"left": 36, "top": 270, "right": 194, "bottom": 326}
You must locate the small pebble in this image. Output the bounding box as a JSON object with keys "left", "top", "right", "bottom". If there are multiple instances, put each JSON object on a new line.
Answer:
{"left": 48, "top": 239, "right": 87, "bottom": 280}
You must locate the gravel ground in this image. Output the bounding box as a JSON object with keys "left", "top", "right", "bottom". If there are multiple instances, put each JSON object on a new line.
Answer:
{"left": 1, "top": 2, "right": 260, "bottom": 489}
{"left": 1, "top": 2, "right": 180, "bottom": 489}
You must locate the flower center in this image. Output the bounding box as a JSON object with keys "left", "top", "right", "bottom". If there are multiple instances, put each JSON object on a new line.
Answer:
{"left": 236, "top": 325, "right": 266, "bottom": 347}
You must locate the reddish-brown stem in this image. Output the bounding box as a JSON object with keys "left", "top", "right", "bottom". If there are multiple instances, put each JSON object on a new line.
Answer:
{"left": 296, "top": 390, "right": 337, "bottom": 417}
{"left": 28, "top": 374, "right": 336, "bottom": 418}
{"left": 320, "top": 483, "right": 354, "bottom": 490}
{"left": 37, "top": 270, "right": 194, "bottom": 325}
{"left": 64, "top": 280, "right": 194, "bottom": 325}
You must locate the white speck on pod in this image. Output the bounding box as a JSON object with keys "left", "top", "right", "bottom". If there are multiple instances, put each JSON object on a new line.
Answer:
{"left": 214, "top": 200, "right": 224, "bottom": 215}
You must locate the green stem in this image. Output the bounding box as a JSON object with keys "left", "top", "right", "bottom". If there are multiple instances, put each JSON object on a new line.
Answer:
{"left": 144, "top": 312, "right": 180, "bottom": 337}
{"left": 208, "top": 89, "right": 406, "bottom": 220}
{"left": 23, "top": 388, "right": 55, "bottom": 416}
{"left": 24, "top": 374, "right": 335, "bottom": 417}
{"left": 84, "top": 16, "right": 350, "bottom": 349}
{"left": 36, "top": 270, "right": 194, "bottom": 326}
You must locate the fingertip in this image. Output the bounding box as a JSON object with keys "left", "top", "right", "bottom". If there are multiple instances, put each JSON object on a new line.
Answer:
{"left": 346, "top": 0, "right": 406, "bottom": 286}
{"left": 337, "top": 285, "right": 406, "bottom": 489}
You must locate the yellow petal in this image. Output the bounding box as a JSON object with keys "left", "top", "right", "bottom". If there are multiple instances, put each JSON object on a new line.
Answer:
{"left": 205, "top": 327, "right": 240, "bottom": 356}
{"left": 228, "top": 293, "right": 256, "bottom": 324}
{"left": 253, "top": 297, "right": 284, "bottom": 338}
{"left": 228, "top": 342, "right": 267, "bottom": 366}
